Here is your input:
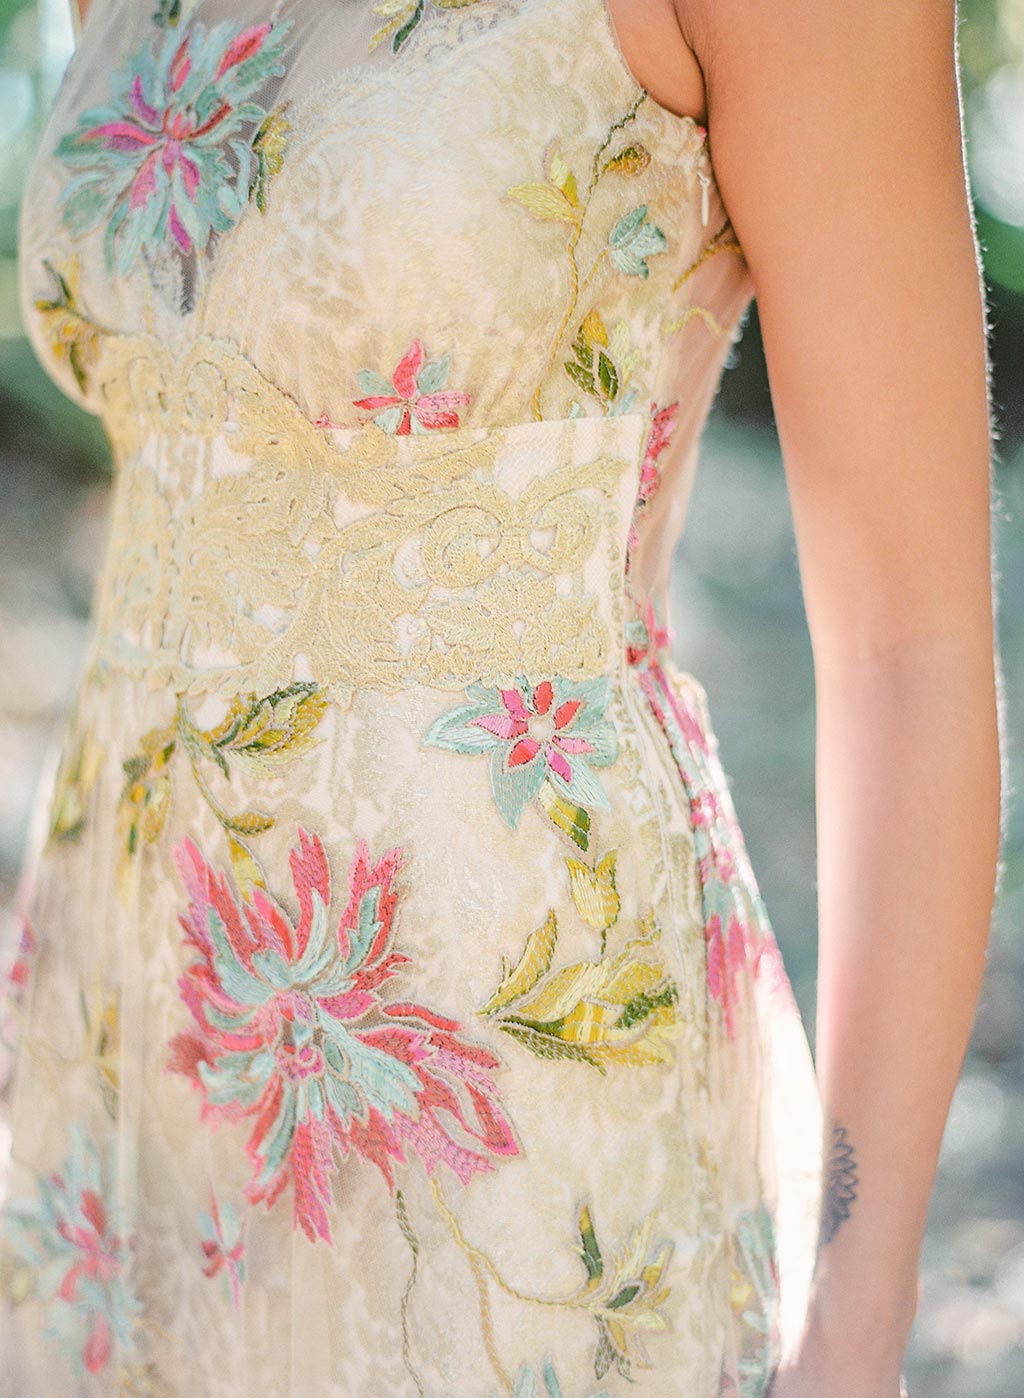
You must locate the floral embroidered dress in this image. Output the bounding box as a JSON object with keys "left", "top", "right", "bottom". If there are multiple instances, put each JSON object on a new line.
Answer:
{"left": 1, "top": 0, "right": 823, "bottom": 1393}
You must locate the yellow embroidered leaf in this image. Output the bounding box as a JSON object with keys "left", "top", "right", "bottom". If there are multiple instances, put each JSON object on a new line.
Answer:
{"left": 566, "top": 848, "right": 620, "bottom": 931}
{"left": 545, "top": 146, "right": 579, "bottom": 206}
{"left": 579, "top": 307, "right": 608, "bottom": 351}
{"left": 228, "top": 834, "right": 267, "bottom": 902}
{"left": 506, "top": 181, "right": 579, "bottom": 223}
{"left": 479, "top": 909, "right": 559, "bottom": 1015}
{"left": 511, "top": 960, "right": 612, "bottom": 1023}
{"left": 608, "top": 320, "right": 640, "bottom": 380}
{"left": 33, "top": 255, "right": 106, "bottom": 393}
{"left": 138, "top": 773, "right": 172, "bottom": 844}
{"left": 48, "top": 727, "right": 104, "bottom": 843}
{"left": 202, "top": 683, "right": 329, "bottom": 776}
{"left": 481, "top": 907, "right": 682, "bottom": 1069}
{"left": 367, "top": 2, "right": 416, "bottom": 49}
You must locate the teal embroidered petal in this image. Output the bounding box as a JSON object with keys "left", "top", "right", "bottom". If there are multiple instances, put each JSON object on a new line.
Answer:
{"left": 1, "top": 1126, "right": 142, "bottom": 1377}
{"left": 607, "top": 204, "right": 667, "bottom": 278}
{"left": 424, "top": 676, "right": 619, "bottom": 834}
{"left": 54, "top": 17, "right": 293, "bottom": 273}
{"left": 169, "top": 828, "right": 519, "bottom": 1244}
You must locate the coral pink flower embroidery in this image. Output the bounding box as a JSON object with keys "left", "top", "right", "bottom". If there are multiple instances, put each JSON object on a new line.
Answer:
{"left": 704, "top": 912, "right": 752, "bottom": 1040}
{"left": 626, "top": 401, "right": 679, "bottom": 571}
{"left": 0, "top": 1127, "right": 141, "bottom": 1376}
{"left": 352, "top": 339, "right": 471, "bottom": 435}
{"left": 626, "top": 602, "right": 801, "bottom": 1038}
{"left": 198, "top": 1187, "right": 246, "bottom": 1309}
{"left": 168, "top": 828, "right": 518, "bottom": 1244}
{"left": 424, "top": 674, "right": 619, "bottom": 835}
{"left": 54, "top": 18, "right": 292, "bottom": 273}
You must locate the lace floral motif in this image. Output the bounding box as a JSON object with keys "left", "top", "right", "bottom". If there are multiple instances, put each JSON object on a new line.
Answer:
{"left": 89, "top": 334, "right": 643, "bottom": 705}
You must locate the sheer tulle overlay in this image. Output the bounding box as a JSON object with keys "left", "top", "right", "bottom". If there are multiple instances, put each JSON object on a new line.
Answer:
{"left": 1, "top": 1, "right": 822, "bottom": 1393}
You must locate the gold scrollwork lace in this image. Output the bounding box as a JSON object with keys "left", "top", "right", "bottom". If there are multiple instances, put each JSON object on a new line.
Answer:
{"left": 88, "top": 334, "right": 647, "bottom": 704}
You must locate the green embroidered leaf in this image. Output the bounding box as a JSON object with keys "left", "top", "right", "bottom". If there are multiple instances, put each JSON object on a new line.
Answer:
{"left": 495, "top": 1021, "right": 602, "bottom": 1070}
{"left": 203, "top": 683, "right": 329, "bottom": 775}
{"left": 578, "top": 1203, "right": 603, "bottom": 1280}
{"left": 607, "top": 1282, "right": 642, "bottom": 1310}
{"left": 593, "top": 1322, "right": 615, "bottom": 1380}
{"left": 618, "top": 983, "right": 678, "bottom": 1030}
{"left": 479, "top": 910, "right": 559, "bottom": 1014}
{"left": 596, "top": 349, "right": 618, "bottom": 401}
{"left": 563, "top": 360, "right": 596, "bottom": 396}
{"left": 392, "top": 0, "right": 425, "bottom": 52}
{"left": 537, "top": 782, "right": 590, "bottom": 850}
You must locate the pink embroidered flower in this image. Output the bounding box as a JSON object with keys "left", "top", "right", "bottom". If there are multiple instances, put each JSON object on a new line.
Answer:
{"left": 168, "top": 828, "right": 518, "bottom": 1244}
{"left": 625, "top": 401, "right": 678, "bottom": 571}
{"left": 424, "top": 675, "right": 619, "bottom": 833}
{"left": 54, "top": 18, "right": 292, "bottom": 273}
{"left": 352, "top": 339, "right": 471, "bottom": 435}
{"left": 198, "top": 1187, "right": 245, "bottom": 1309}
{"left": 704, "top": 911, "right": 751, "bottom": 1040}
{"left": 3, "top": 915, "right": 36, "bottom": 1001}
{"left": 627, "top": 635, "right": 800, "bottom": 1038}
{"left": 1, "top": 1127, "right": 141, "bottom": 1376}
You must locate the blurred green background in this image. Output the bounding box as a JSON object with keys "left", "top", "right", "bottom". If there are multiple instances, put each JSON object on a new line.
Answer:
{"left": 0, "top": 2, "right": 1021, "bottom": 1393}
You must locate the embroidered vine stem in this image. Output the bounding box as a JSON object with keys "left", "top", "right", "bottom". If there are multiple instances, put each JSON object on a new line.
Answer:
{"left": 663, "top": 305, "right": 731, "bottom": 339}
{"left": 394, "top": 1190, "right": 427, "bottom": 1398}
{"left": 670, "top": 222, "right": 742, "bottom": 294}
{"left": 664, "top": 224, "right": 744, "bottom": 338}
{"left": 429, "top": 1178, "right": 570, "bottom": 1310}
{"left": 469, "top": 1250, "right": 512, "bottom": 1396}
{"left": 528, "top": 93, "right": 646, "bottom": 421}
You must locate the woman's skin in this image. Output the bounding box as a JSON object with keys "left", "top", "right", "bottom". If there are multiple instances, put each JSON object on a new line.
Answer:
{"left": 66, "top": 0, "right": 1003, "bottom": 1392}
{"left": 610, "top": 0, "right": 1003, "bottom": 1394}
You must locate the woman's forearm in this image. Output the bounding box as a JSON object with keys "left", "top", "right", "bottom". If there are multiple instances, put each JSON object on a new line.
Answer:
{"left": 806, "top": 626, "right": 1003, "bottom": 1368}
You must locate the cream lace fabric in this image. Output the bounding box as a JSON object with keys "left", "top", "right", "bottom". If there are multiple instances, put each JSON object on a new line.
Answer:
{"left": 1, "top": 0, "right": 823, "bottom": 1393}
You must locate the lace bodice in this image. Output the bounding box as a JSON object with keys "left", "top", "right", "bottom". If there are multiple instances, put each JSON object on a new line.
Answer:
{"left": 17, "top": 0, "right": 753, "bottom": 631}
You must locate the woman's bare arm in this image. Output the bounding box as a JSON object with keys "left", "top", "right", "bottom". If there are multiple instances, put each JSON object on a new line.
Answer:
{"left": 674, "top": 0, "right": 1003, "bottom": 1389}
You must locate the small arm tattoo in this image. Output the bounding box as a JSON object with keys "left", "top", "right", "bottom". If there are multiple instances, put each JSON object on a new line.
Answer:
{"left": 818, "top": 1116, "right": 859, "bottom": 1247}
